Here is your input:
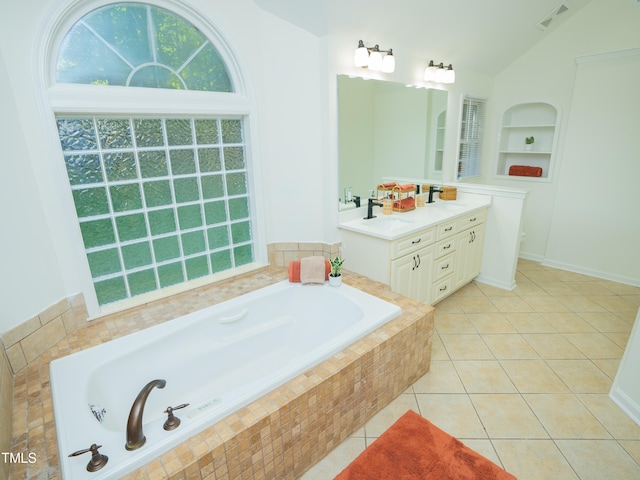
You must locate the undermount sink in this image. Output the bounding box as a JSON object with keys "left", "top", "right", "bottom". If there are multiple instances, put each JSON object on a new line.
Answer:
{"left": 362, "top": 216, "right": 414, "bottom": 232}
{"left": 432, "top": 202, "right": 466, "bottom": 211}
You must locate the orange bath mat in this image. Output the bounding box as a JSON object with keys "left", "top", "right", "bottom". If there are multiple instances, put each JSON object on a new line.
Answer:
{"left": 334, "top": 410, "right": 517, "bottom": 480}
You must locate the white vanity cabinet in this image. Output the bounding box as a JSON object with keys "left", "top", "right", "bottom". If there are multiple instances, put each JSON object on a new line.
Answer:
{"left": 389, "top": 228, "right": 436, "bottom": 303}
{"left": 339, "top": 205, "right": 489, "bottom": 305}
{"left": 453, "top": 211, "right": 486, "bottom": 292}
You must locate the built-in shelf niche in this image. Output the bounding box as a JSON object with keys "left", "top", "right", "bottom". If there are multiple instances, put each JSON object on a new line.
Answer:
{"left": 496, "top": 102, "right": 559, "bottom": 181}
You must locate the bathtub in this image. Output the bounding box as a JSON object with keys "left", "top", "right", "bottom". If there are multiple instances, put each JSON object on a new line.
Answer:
{"left": 50, "top": 280, "right": 402, "bottom": 479}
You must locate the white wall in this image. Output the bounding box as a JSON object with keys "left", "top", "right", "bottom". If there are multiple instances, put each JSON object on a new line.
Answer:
{"left": 0, "top": 49, "right": 67, "bottom": 331}
{"left": 482, "top": 0, "right": 640, "bottom": 285}
{"left": 544, "top": 52, "right": 640, "bottom": 284}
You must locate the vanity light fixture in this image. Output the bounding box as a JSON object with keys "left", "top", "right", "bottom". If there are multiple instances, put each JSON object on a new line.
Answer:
{"left": 354, "top": 40, "right": 395, "bottom": 73}
{"left": 424, "top": 60, "right": 455, "bottom": 83}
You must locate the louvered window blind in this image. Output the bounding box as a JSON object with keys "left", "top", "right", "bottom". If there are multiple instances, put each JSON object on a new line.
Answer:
{"left": 457, "top": 96, "right": 486, "bottom": 179}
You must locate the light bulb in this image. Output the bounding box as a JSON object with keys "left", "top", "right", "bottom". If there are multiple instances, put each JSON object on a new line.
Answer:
{"left": 354, "top": 42, "right": 369, "bottom": 67}
{"left": 368, "top": 49, "right": 383, "bottom": 71}
{"left": 381, "top": 52, "right": 395, "bottom": 73}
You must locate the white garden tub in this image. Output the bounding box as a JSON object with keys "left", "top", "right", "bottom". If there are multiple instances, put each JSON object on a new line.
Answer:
{"left": 50, "top": 280, "right": 401, "bottom": 479}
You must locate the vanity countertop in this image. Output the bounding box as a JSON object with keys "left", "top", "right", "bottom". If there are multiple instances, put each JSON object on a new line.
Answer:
{"left": 338, "top": 192, "right": 491, "bottom": 241}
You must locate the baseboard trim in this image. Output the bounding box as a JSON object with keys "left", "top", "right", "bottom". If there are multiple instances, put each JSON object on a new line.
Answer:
{"left": 609, "top": 388, "right": 640, "bottom": 428}
{"left": 475, "top": 274, "right": 517, "bottom": 291}
{"left": 540, "top": 259, "right": 640, "bottom": 287}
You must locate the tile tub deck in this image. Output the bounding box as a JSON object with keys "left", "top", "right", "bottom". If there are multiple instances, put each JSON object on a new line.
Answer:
{"left": 9, "top": 266, "right": 434, "bottom": 479}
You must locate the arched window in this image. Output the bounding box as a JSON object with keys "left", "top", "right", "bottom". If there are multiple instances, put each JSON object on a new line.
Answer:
{"left": 50, "top": 3, "right": 257, "bottom": 308}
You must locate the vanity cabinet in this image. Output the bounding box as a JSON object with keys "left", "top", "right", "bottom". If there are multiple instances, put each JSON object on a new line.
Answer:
{"left": 340, "top": 207, "right": 488, "bottom": 305}
{"left": 390, "top": 245, "right": 435, "bottom": 303}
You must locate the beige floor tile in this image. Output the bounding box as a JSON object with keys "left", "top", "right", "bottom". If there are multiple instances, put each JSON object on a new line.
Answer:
{"left": 481, "top": 334, "right": 540, "bottom": 359}
{"left": 524, "top": 295, "right": 572, "bottom": 313}
{"left": 561, "top": 295, "right": 609, "bottom": 313}
{"left": 524, "top": 394, "right": 611, "bottom": 439}
{"left": 564, "top": 332, "right": 624, "bottom": 358}
{"left": 451, "top": 282, "right": 486, "bottom": 297}
{"left": 619, "top": 440, "right": 640, "bottom": 465}
{"left": 492, "top": 439, "right": 579, "bottom": 480}
{"left": 455, "top": 296, "right": 499, "bottom": 314}
{"left": 430, "top": 333, "right": 449, "bottom": 360}
{"left": 512, "top": 281, "right": 548, "bottom": 296}
{"left": 600, "top": 282, "right": 640, "bottom": 296}
{"left": 488, "top": 296, "right": 535, "bottom": 313}
{"left": 475, "top": 283, "right": 519, "bottom": 297}
{"left": 500, "top": 359, "right": 569, "bottom": 393}
{"left": 591, "top": 295, "right": 639, "bottom": 313}
{"left": 434, "top": 312, "right": 477, "bottom": 334}
{"left": 300, "top": 436, "right": 365, "bottom": 479}
{"left": 538, "top": 281, "right": 580, "bottom": 296}
{"left": 439, "top": 334, "right": 495, "bottom": 360}
{"left": 363, "top": 393, "right": 418, "bottom": 437}
{"left": 470, "top": 394, "right": 548, "bottom": 439}
{"left": 604, "top": 331, "right": 630, "bottom": 349}
{"left": 578, "top": 394, "right": 640, "bottom": 440}
{"left": 521, "top": 333, "right": 586, "bottom": 359}
{"left": 590, "top": 358, "right": 621, "bottom": 379}
{"left": 412, "top": 360, "right": 465, "bottom": 394}
{"left": 551, "top": 270, "right": 596, "bottom": 282}
{"left": 466, "top": 313, "right": 517, "bottom": 333}
{"left": 503, "top": 312, "right": 557, "bottom": 333}
{"left": 432, "top": 295, "right": 464, "bottom": 313}
{"left": 567, "top": 281, "right": 615, "bottom": 296}
{"left": 547, "top": 359, "right": 613, "bottom": 393}
{"left": 453, "top": 360, "right": 517, "bottom": 393}
{"left": 416, "top": 394, "right": 487, "bottom": 439}
{"left": 578, "top": 312, "right": 633, "bottom": 333}
{"left": 461, "top": 439, "right": 503, "bottom": 467}
{"left": 556, "top": 440, "right": 640, "bottom": 480}
{"left": 540, "top": 312, "right": 596, "bottom": 332}
{"left": 520, "top": 270, "right": 562, "bottom": 283}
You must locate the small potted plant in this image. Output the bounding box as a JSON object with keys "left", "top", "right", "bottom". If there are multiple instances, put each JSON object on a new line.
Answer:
{"left": 328, "top": 256, "right": 344, "bottom": 286}
{"left": 525, "top": 136, "right": 534, "bottom": 151}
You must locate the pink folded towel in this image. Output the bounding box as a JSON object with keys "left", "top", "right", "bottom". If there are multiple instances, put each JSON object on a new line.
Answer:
{"left": 300, "top": 256, "right": 327, "bottom": 285}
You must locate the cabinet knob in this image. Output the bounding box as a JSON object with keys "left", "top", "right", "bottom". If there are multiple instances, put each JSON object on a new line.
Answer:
{"left": 439, "top": 285, "right": 447, "bottom": 292}
{"left": 441, "top": 264, "right": 449, "bottom": 270}
{"left": 411, "top": 238, "right": 421, "bottom": 244}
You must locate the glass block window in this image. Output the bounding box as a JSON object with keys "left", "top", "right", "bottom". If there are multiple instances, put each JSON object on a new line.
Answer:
{"left": 57, "top": 116, "right": 253, "bottom": 305}
{"left": 56, "top": 3, "right": 233, "bottom": 92}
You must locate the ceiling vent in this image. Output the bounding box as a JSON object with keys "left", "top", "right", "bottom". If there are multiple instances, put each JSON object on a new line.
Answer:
{"left": 537, "top": 2, "right": 570, "bottom": 31}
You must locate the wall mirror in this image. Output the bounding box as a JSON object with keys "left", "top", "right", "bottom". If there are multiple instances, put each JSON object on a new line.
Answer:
{"left": 337, "top": 75, "right": 447, "bottom": 210}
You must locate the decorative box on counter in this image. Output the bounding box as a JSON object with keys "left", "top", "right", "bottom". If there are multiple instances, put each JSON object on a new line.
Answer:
{"left": 439, "top": 186, "right": 457, "bottom": 200}
{"left": 376, "top": 182, "right": 398, "bottom": 202}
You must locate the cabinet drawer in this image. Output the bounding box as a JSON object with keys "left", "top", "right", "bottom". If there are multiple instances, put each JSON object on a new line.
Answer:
{"left": 435, "top": 237, "right": 456, "bottom": 258}
{"left": 457, "top": 209, "right": 486, "bottom": 230}
{"left": 436, "top": 220, "right": 457, "bottom": 240}
{"left": 391, "top": 227, "right": 435, "bottom": 259}
{"left": 434, "top": 253, "right": 455, "bottom": 281}
{"left": 432, "top": 275, "right": 454, "bottom": 303}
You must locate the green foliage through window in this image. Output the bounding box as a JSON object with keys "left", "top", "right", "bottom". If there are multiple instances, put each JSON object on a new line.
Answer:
{"left": 56, "top": 3, "right": 233, "bottom": 92}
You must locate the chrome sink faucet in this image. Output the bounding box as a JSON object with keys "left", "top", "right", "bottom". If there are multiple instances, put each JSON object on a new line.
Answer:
{"left": 364, "top": 197, "right": 383, "bottom": 219}
{"left": 125, "top": 379, "right": 166, "bottom": 451}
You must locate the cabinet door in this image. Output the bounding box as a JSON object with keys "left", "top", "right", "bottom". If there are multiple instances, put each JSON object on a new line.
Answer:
{"left": 390, "top": 245, "right": 434, "bottom": 303}
{"left": 454, "top": 224, "right": 485, "bottom": 289}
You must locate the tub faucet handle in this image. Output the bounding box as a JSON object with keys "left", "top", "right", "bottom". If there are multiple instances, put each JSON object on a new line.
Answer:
{"left": 163, "top": 403, "right": 190, "bottom": 431}
{"left": 68, "top": 443, "right": 109, "bottom": 472}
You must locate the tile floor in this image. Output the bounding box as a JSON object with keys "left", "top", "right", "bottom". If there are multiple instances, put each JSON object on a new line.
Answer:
{"left": 301, "top": 260, "right": 640, "bottom": 480}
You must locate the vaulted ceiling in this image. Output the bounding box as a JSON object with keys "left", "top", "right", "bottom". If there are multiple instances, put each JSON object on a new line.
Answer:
{"left": 253, "top": 0, "right": 594, "bottom": 75}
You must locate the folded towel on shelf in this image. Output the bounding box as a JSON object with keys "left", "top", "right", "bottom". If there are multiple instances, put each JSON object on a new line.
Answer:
{"left": 508, "top": 165, "right": 543, "bottom": 177}
{"left": 393, "top": 196, "right": 415, "bottom": 210}
{"left": 378, "top": 182, "right": 398, "bottom": 188}
{"left": 288, "top": 258, "right": 331, "bottom": 283}
{"left": 395, "top": 183, "right": 416, "bottom": 191}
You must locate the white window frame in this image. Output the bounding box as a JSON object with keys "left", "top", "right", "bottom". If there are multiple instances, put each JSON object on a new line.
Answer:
{"left": 35, "top": 0, "right": 267, "bottom": 317}
{"left": 456, "top": 95, "right": 487, "bottom": 180}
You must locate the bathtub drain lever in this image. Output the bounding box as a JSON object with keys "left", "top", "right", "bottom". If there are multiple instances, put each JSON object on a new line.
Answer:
{"left": 163, "top": 403, "right": 190, "bottom": 431}
{"left": 68, "top": 443, "right": 108, "bottom": 472}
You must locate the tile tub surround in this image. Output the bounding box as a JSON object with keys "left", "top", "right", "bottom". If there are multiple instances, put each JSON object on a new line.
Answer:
{"left": 9, "top": 266, "right": 433, "bottom": 479}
